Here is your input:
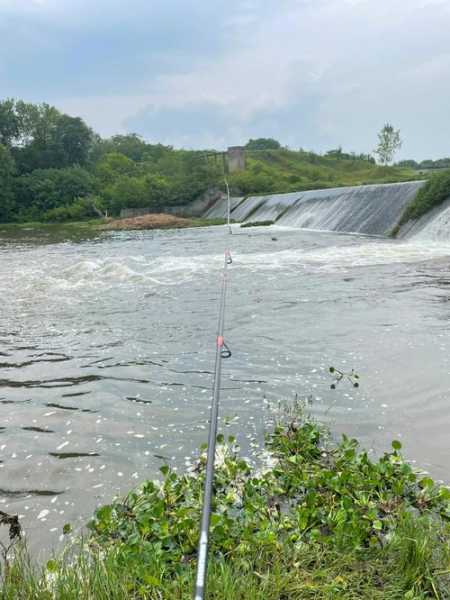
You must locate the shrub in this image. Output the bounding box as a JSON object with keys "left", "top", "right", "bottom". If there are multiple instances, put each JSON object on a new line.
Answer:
{"left": 399, "top": 169, "right": 450, "bottom": 225}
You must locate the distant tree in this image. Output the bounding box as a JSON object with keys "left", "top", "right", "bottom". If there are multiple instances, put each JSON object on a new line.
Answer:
{"left": 325, "top": 147, "right": 344, "bottom": 158}
{"left": 0, "top": 100, "right": 93, "bottom": 172}
{"left": 375, "top": 123, "right": 402, "bottom": 165}
{"left": 0, "top": 144, "right": 16, "bottom": 221}
{"left": 52, "top": 115, "right": 92, "bottom": 167}
{"left": 434, "top": 158, "right": 450, "bottom": 169}
{"left": 109, "top": 134, "right": 148, "bottom": 161}
{"left": 245, "top": 138, "right": 281, "bottom": 151}
{"left": 0, "top": 99, "right": 21, "bottom": 147}
{"left": 419, "top": 159, "right": 435, "bottom": 170}
{"left": 95, "top": 152, "right": 137, "bottom": 186}
{"left": 397, "top": 159, "right": 419, "bottom": 169}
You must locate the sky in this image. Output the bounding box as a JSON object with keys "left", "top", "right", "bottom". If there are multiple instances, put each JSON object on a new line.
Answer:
{"left": 1, "top": 0, "right": 450, "bottom": 159}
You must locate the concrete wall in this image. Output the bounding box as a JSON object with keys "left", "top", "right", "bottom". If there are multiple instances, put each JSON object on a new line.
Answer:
{"left": 119, "top": 188, "right": 226, "bottom": 219}
{"left": 227, "top": 146, "right": 246, "bottom": 173}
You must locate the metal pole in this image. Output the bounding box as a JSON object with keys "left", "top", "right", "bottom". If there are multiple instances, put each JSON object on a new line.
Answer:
{"left": 193, "top": 249, "right": 232, "bottom": 600}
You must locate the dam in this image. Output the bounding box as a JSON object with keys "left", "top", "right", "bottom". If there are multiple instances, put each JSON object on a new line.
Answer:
{"left": 205, "top": 181, "right": 425, "bottom": 236}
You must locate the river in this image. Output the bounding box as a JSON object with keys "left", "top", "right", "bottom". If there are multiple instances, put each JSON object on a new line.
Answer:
{"left": 1, "top": 224, "right": 450, "bottom": 554}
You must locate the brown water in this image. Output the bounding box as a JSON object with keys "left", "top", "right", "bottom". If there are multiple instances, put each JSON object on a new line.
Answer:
{"left": 1, "top": 224, "right": 450, "bottom": 555}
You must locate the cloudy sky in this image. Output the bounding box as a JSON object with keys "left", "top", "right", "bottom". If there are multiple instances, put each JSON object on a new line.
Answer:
{"left": 1, "top": 0, "right": 449, "bottom": 158}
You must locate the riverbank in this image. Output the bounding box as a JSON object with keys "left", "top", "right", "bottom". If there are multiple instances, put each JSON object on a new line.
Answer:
{"left": 100, "top": 214, "right": 228, "bottom": 231}
{"left": 2, "top": 412, "right": 450, "bottom": 599}
{"left": 0, "top": 216, "right": 228, "bottom": 238}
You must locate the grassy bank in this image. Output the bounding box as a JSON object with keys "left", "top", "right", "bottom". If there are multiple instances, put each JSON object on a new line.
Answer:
{"left": 229, "top": 149, "right": 422, "bottom": 196}
{"left": 2, "top": 412, "right": 450, "bottom": 599}
{"left": 393, "top": 169, "right": 450, "bottom": 235}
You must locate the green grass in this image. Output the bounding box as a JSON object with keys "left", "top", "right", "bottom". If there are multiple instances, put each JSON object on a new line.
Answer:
{"left": 394, "top": 169, "right": 450, "bottom": 233}
{"left": 228, "top": 149, "right": 423, "bottom": 197}
{"left": 2, "top": 409, "right": 450, "bottom": 599}
{"left": 240, "top": 220, "right": 275, "bottom": 228}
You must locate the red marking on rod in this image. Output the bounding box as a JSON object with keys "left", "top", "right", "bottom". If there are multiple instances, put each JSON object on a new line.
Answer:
{"left": 217, "top": 336, "right": 224, "bottom": 348}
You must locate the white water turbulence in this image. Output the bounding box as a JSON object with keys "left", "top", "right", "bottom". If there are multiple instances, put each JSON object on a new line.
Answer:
{"left": 400, "top": 198, "right": 450, "bottom": 242}
{"left": 208, "top": 181, "right": 425, "bottom": 236}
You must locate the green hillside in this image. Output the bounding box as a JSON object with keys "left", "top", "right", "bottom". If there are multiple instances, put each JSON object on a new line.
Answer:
{"left": 229, "top": 147, "right": 421, "bottom": 196}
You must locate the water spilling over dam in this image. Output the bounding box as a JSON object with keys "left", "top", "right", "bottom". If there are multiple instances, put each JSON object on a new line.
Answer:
{"left": 207, "top": 181, "right": 425, "bottom": 236}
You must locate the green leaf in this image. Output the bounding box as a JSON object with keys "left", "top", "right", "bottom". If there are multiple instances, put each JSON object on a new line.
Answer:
{"left": 439, "top": 488, "right": 450, "bottom": 501}
{"left": 420, "top": 477, "right": 434, "bottom": 489}
{"left": 210, "top": 514, "right": 222, "bottom": 527}
{"left": 372, "top": 520, "right": 383, "bottom": 531}
{"left": 217, "top": 433, "right": 225, "bottom": 444}
{"left": 46, "top": 559, "right": 58, "bottom": 572}
{"left": 143, "top": 574, "right": 160, "bottom": 587}
{"left": 96, "top": 505, "right": 112, "bottom": 522}
{"left": 391, "top": 440, "right": 402, "bottom": 451}
{"left": 159, "top": 464, "right": 170, "bottom": 476}
{"left": 62, "top": 523, "right": 72, "bottom": 535}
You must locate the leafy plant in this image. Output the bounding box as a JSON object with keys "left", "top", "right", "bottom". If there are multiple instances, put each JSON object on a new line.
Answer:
{"left": 3, "top": 414, "right": 450, "bottom": 597}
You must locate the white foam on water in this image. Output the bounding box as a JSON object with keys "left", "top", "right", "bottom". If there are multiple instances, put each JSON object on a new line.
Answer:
{"left": 230, "top": 240, "right": 450, "bottom": 273}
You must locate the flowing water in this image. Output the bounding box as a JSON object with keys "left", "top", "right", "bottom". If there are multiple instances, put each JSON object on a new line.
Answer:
{"left": 2, "top": 223, "right": 450, "bottom": 555}
{"left": 217, "top": 181, "right": 425, "bottom": 235}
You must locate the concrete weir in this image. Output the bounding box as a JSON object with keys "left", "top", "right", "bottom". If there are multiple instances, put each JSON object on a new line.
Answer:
{"left": 206, "top": 181, "right": 425, "bottom": 237}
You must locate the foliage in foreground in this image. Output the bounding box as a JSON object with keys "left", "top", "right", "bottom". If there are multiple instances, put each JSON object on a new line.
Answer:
{"left": 397, "top": 168, "right": 450, "bottom": 229}
{"left": 2, "top": 417, "right": 450, "bottom": 599}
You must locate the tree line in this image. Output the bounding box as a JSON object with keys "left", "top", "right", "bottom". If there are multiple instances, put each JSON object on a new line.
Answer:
{"left": 0, "top": 99, "right": 224, "bottom": 223}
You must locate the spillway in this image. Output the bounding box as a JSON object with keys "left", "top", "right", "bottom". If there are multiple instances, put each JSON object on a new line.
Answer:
{"left": 399, "top": 198, "right": 450, "bottom": 242}
{"left": 203, "top": 196, "right": 244, "bottom": 219}
{"left": 206, "top": 181, "right": 425, "bottom": 236}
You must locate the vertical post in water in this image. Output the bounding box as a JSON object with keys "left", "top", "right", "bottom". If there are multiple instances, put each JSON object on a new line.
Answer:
{"left": 193, "top": 250, "right": 231, "bottom": 600}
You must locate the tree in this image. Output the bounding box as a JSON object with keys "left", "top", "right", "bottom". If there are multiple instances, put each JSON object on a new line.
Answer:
{"left": 0, "top": 100, "right": 93, "bottom": 173}
{"left": 0, "top": 99, "right": 21, "bottom": 147}
{"left": 0, "top": 144, "right": 16, "bottom": 221}
{"left": 375, "top": 123, "right": 402, "bottom": 165}
{"left": 95, "top": 152, "right": 137, "bottom": 187}
{"left": 52, "top": 115, "right": 92, "bottom": 167}
{"left": 14, "top": 166, "right": 94, "bottom": 220}
{"left": 245, "top": 138, "right": 281, "bottom": 151}
{"left": 397, "top": 159, "right": 419, "bottom": 169}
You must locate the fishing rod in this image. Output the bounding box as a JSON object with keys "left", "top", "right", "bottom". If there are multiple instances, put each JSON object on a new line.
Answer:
{"left": 193, "top": 248, "right": 232, "bottom": 600}
{"left": 224, "top": 176, "right": 232, "bottom": 234}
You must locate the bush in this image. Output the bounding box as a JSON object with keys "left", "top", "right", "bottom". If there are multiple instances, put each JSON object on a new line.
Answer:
{"left": 43, "top": 196, "right": 105, "bottom": 222}
{"left": 399, "top": 168, "right": 450, "bottom": 225}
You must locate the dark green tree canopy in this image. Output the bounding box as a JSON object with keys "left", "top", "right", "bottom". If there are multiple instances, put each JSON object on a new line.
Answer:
{"left": 0, "top": 99, "right": 93, "bottom": 173}
{"left": 14, "top": 166, "right": 94, "bottom": 221}
{"left": 245, "top": 138, "right": 281, "bottom": 151}
{"left": 0, "top": 143, "right": 16, "bottom": 221}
